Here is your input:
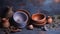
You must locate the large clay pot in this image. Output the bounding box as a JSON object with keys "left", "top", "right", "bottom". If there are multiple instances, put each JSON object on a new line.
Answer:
{"left": 13, "top": 9, "right": 30, "bottom": 28}
{"left": 32, "top": 13, "right": 47, "bottom": 26}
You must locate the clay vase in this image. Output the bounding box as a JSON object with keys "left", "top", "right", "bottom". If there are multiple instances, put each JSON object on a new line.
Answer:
{"left": 13, "top": 9, "right": 30, "bottom": 28}
{"left": 4, "top": 6, "right": 13, "bottom": 19}
{"left": 47, "top": 16, "right": 53, "bottom": 24}
{"left": 2, "top": 18, "right": 10, "bottom": 28}
{"left": 32, "top": 13, "right": 47, "bottom": 26}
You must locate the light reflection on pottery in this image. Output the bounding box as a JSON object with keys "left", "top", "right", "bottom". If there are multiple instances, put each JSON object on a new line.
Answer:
{"left": 13, "top": 10, "right": 30, "bottom": 28}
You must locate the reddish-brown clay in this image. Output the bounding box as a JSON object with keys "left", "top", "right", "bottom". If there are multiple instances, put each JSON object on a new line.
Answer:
{"left": 47, "top": 16, "right": 53, "bottom": 24}
{"left": 32, "top": 13, "right": 47, "bottom": 26}
{"left": 2, "top": 18, "right": 10, "bottom": 28}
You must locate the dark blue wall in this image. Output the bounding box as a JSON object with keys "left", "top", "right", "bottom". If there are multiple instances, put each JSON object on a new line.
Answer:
{"left": 0, "top": 0, "right": 60, "bottom": 17}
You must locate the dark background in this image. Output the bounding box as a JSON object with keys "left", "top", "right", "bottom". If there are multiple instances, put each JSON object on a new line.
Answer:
{"left": 0, "top": 0, "right": 60, "bottom": 16}
{"left": 0, "top": 0, "right": 60, "bottom": 34}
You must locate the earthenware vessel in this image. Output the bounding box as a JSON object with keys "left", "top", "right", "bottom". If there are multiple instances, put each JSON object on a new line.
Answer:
{"left": 13, "top": 9, "right": 30, "bottom": 28}
{"left": 2, "top": 18, "right": 10, "bottom": 28}
{"left": 32, "top": 13, "right": 47, "bottom": 26}
{"left": 27, "top": 25, "right": 34, "bottom": 30}
{"left": 47, "top": 16, "right": 53, "bottom": 24}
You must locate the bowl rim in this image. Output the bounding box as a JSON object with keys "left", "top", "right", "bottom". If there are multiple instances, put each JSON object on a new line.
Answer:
{"left": 13, "top": 9, "right": 30, "bottom": 24}
{"left": 32, "top": 13, "right": 46, "bottom": 21}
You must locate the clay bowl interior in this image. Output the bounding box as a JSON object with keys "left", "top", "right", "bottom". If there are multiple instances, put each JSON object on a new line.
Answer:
{"left": 13, "top": 10, "right": 30, "bottom": 28}
{"left": 32, "top": 13, "right": 45, "bottom": 21}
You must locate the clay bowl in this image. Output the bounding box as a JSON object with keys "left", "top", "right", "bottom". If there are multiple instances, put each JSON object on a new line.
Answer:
{"left": 13, "top": 9, "right": 30, "bottom": 28}
{"left": 32, "top": 13, "right": 47, "bottom": 26}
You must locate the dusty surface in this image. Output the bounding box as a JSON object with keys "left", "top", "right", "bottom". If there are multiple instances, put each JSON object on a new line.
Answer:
{"left": 0, "top": 27, "right": 60, "bottom": 34}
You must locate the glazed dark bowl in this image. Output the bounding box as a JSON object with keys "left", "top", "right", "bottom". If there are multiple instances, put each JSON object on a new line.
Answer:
{"left": 13, "top": 9, "right": 30, "bottom": 28}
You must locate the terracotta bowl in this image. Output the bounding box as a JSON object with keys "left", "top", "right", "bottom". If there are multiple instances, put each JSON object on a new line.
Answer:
{"left": 32, "top": 13, "right": 47, "bottom": 26}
